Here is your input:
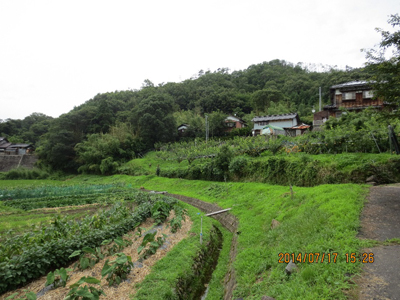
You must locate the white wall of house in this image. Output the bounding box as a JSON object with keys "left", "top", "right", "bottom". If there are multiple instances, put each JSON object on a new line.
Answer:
{"left": 253, "top": 118, "right": 298, "bottom": 131}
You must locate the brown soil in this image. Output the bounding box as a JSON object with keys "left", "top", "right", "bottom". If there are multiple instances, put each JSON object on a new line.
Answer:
{"left": 0, "top": 212, "right": 192, "bottom": 300}
{"left": 354, "top": 184, "right": 400, "bottom": 300}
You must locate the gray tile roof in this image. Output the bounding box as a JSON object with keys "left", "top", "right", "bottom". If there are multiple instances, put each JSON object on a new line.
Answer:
{"left": 330, "top": 81, "right": 372, "bottom": 89}
{"left": 252, "top": 113, "right": 298, "bottom": 122}
{"left": 8, "top": 144, "right": 33, "bottom": 148}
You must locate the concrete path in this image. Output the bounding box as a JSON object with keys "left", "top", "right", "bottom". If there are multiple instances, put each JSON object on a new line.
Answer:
{"left": 357, "top": 184, "right": 400, "bottom": 300}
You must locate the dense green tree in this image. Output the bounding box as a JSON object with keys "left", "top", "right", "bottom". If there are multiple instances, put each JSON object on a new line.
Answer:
{"left": 8, "top": 58, "right": 373, "bottom": 172}
{"left": 214, "top": 144, "right": 233, "bottom": 180}
{"left": 251, "top": 88, "right": 285, "bottom": 114}
{"left": 174, "top": 110, "right": 205, "bottom": 138}
{"left": 75, "top": 123, "right": 139, "bottom": 174}
{"left": 364, "top": 14, "right": 400, "bottom": 106}
{"left": 207, "top": 111, "right": 227, "bottom": 137}
{"left": 0, "top": 113, "right": 53, "bottom": 145}
{"left": 132, "top": 93, "right": 177, "bottom": 147}
{"left": 89, "top": 99, "right": 114, "bottom": 133}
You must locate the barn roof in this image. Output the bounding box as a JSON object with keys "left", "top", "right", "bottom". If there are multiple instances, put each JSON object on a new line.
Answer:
{"left": 0, "top": 142, "right": 12, "bottom": 149}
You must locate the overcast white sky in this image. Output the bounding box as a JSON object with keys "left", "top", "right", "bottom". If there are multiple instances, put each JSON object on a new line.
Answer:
{"left": 1, "top": 0, "right": 399, "bottom": 120}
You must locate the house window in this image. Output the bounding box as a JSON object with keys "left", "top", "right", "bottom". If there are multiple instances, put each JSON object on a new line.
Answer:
{"left": 363, "top": 90, "right": 374, "bottom": 98}
{"left": 343, "top": 92, "right": 356, "bottom": 100}
{"left": 226, "top": 122, "right": 235, "bottom": 128}
{"left": 258, "top": 121, "right": 268, "bottom": 126}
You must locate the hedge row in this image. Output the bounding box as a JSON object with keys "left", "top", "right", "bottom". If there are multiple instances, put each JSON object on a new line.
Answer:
{"left": 158, "top": 156, "right": 400, "bottom": 186}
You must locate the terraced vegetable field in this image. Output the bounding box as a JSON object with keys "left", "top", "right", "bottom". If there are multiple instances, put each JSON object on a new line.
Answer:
{"left": 0, "top": 183, "right": 198, "bottom": 300}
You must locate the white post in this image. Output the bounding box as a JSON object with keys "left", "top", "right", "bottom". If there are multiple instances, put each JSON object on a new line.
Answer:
{"left": 200, "top": 215, "right": 203, "bottom": 244}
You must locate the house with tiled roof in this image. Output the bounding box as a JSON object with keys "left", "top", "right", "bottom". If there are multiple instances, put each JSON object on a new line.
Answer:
{"left": 225, "top": 115, "right": 246, "bottom": 132}
{"left": 251, "top": 113, "right": 300, "bottom": 136}
{"left": 0, "top": 137, "right": 34, "bottom": 155}
{"left": 313, "top": 81, "right": 386, "bottom": 130}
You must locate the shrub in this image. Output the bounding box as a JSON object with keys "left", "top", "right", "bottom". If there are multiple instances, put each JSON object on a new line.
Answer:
{"left": 0, "top": 168, "right": 49, "bottom": 180}
{"left": 229, "top": 155, "right": 249, "bottom": 178}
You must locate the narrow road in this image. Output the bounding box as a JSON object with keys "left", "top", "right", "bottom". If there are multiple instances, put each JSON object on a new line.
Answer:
{"left": 357, "top": 184, "right": 400, "bottom": 300}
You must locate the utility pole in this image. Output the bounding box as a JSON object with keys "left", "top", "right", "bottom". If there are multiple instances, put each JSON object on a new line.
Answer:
{"left": 319, "top": 87, "right": 322, "bottom": 112}
{"left": 205, "top": 114, "right": 209, "bottom": 143}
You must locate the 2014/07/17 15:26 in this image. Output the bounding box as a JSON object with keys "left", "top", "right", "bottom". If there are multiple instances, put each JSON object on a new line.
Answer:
{"left": 278, "top": 252, "right": 375, "bottom": 264}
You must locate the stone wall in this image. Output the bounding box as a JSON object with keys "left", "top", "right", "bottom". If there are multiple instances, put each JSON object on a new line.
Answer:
{"left": 0, "top": 155, "right": 38, "bottom": 172}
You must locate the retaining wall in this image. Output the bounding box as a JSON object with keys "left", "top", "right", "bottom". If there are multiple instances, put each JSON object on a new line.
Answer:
{"left": 0, "top": 155, "right": 38, "bottom": 172}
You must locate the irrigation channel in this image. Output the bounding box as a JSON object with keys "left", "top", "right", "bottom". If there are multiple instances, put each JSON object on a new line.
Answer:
{"left": 144, "top": 189, "right": 239, "bottom": 300}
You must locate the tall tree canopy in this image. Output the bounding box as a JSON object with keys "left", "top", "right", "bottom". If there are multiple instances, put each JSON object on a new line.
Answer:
{"left": 3, "top": 58, "right": 372, "bottom": 172}
{"left": 132, "top": 93, "right": 177, "bottom": 148}
{"left": 364, "top": 14, "right": 400, "bottom": 106}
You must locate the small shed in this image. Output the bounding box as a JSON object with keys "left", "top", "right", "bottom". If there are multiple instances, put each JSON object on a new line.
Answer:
{"left": 285, "top": 123, "right": 311, "bottom": 137}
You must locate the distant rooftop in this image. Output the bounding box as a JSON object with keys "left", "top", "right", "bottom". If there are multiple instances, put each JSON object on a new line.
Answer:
{"left": 8, "top": 144, "right": 33, "bottom": 148}
{"left": 252, "top": 113, "right": 298, "bottom": 122}
{"left": 330, "top": 81, "right": 373, "bottom": 89}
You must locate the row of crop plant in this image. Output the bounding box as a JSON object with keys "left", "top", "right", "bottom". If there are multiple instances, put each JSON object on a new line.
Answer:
{"left": 0, "top": 192, "right": 185, "bottom": 295}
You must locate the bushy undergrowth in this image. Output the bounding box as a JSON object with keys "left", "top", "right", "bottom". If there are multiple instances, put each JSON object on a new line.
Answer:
{"left": 0, "top": 168, "right": 50, "bottom": 180}
{"left": 154, "top": 153, "right": 400, "bottom": 186}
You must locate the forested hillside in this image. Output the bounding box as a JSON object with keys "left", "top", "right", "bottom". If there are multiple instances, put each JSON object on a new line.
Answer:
{"left": 0, "top": 59, "right": 371, "bottom": 172}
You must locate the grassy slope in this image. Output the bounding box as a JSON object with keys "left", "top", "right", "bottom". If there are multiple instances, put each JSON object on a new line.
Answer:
{"left": 123, "top": 151, "right": 397, "bottom": 184}
{"left": 107, "top": 175, "right": 369, "bottom": 299}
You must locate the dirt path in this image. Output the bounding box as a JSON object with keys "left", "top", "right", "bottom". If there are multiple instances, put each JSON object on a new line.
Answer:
{"left": 356, "top": 184, "right": 400, "bottom": 300}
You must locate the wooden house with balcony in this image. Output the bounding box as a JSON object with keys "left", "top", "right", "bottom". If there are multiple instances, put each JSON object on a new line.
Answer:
{"left": 313, "top": 81, "right": 385, "bottom": 130}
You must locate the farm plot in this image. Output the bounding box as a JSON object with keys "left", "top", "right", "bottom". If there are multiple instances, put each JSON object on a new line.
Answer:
{"left": 1, "top": 211, "right": 192, "bottom": 300}
{"left": 0, "top": 186, "right": 189, "bottom": 299}
{"left": 0, "top": 183, "right": 134, "bottom": 234}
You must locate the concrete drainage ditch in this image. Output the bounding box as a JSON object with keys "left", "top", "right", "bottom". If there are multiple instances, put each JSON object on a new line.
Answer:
{"left": 144, "top": 190, "right": 239, "bottom": 300}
